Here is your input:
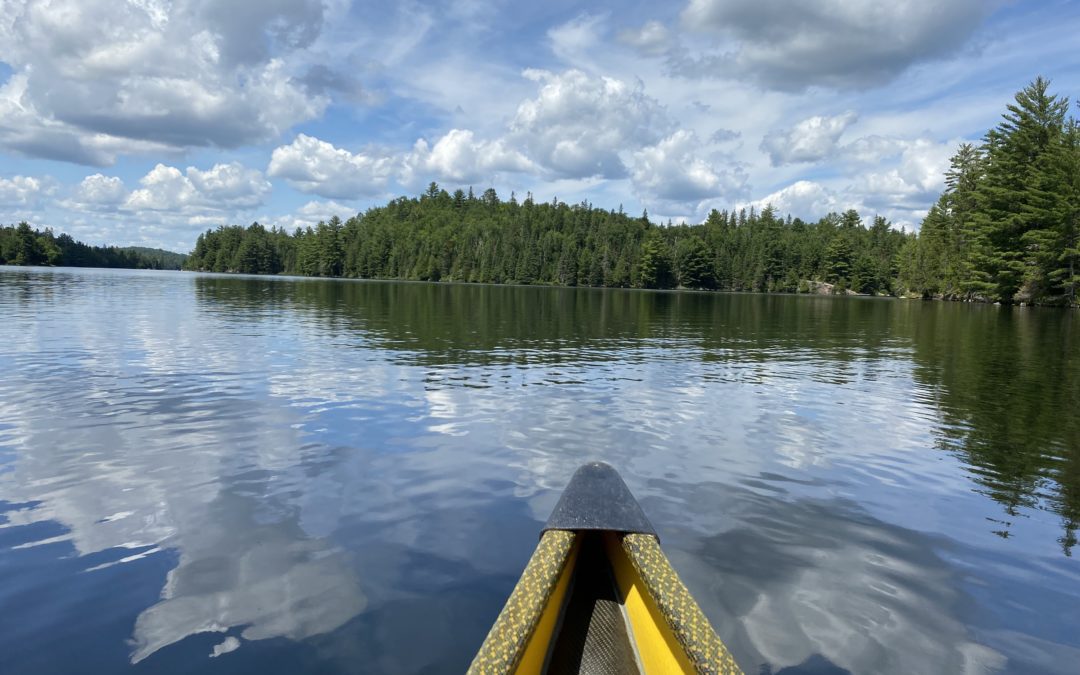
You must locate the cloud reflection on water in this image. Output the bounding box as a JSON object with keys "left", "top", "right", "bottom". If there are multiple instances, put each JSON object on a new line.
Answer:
{"left": 0, "top": 270, "right": 375, "bottom": 665}
{"left": 1, "top": 268, "right": 1078, "bottom": 674}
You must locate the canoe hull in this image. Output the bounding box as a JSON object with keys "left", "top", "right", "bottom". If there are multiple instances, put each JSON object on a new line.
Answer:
{"left": 468, "top": 530, "right": 741, "bottom": 674}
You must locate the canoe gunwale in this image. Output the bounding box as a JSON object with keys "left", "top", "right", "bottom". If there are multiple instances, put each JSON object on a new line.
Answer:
{"left": 467, "top": 530, "right": 576, "bottom": 674}
{"left": 617, "top": 533, "right": 742, "bottom": 675}
{"left": 466, "top": 462, "right": 743, "bottom": 674}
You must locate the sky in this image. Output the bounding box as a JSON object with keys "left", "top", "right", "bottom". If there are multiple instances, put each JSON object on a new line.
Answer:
{"left": 1, "top": 0, "right": 1079, "bottom": 253}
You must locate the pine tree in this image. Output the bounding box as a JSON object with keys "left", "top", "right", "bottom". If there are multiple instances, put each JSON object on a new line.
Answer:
{"left": 13, "top": 221, "right": 41, "bottom": 265}
{"left": 638, "top": 232, "right": 674, "bottom": 289}
{"left": 973, "top": 77, "right": 1070, "bottom": 301}
{"left": 1060, "top": 118, "right": 1080, "bottom": 303}
{"left": 675, "top": 237, "right": 714, "bottom": 289}
{"left": 824, "top": 234, "right": 853, "bottom": 287}
{"left": 943, "top": 143, "right": 984, "bottom": 296}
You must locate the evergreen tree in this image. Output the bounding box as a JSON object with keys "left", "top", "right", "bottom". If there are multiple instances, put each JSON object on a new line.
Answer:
{"left": 176, "top": 82, "right": 1080, "bottom": 309}
{"left": 675, "top": 236, "right": 714, "bottom": 289}
{"left": 0, "top": 223, "right": 185, "bottom": 269}
{"left": 638, "top": 232, "right": 674, "bottom": 289}
{"left": 825, "top": 234, "right": 853, "bottom": 287}
{"left": 974, "top": 76, "right": 1070, "bottom": 301}
{"left": 13, "top": 221, "right": 42, "bottom": 265}
{"left": 896, "top": 77, "right": 1079, "bottom": 306}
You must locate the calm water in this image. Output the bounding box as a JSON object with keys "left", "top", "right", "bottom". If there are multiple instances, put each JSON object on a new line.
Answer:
{"left": 1, "top": 267, "right": 1078, "bottom": 674}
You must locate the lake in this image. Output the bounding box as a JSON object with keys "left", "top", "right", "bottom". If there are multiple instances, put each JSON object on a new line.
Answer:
{"left": 1, "top": 266, "right": 1077, "bottom": 674}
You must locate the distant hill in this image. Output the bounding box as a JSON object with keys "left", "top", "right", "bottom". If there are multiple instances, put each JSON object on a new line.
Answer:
{"left": 1, "top": 222, "right": 187, "bottom": 270}
{"left": 118, "top": 246, "right": 188, "bottom": 270}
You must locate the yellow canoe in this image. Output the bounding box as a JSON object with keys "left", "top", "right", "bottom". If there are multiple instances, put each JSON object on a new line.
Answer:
{"left": 468, "top": 462, "right": 743, "bottom": 674}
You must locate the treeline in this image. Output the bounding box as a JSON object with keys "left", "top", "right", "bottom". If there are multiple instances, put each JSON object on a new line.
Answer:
{"left": 185, "top": 189, "right": 906, "bottom": 295}
{"left": 0, "top": 222, "right": 186, "bottom": 270}
{"left": 185, "top": 78, "right": 1077, "bottom": 305}
{"left": 898, "top": 77, "right": 1079, "bottom": 305}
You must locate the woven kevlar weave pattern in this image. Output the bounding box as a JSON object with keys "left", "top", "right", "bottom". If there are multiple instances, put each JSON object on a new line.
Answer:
{"left": 466, "top": 529, "right": 576, "bottom": 674}
{"left": 622, "top": 533, "right": 743, "bottom": 675}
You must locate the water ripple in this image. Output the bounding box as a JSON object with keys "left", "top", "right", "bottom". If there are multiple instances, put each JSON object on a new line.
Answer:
{"left": 1, "top": 268, "right": 1077, "bottom": 674}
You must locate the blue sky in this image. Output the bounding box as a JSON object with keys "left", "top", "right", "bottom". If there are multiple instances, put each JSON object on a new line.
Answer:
{"left": 1, "top": 0, "right": 1079, "bottom": 252}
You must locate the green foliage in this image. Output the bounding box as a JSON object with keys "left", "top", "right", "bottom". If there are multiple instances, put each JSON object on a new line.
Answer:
{"left": 120, "top": 246, "right": 188, "bottom": 269}
{"left": 674, "top": 236, "right": 714, "bottom": 289}
{"left": 824, "top": 233, "right": 853, "bottom": 284}
{"left": 7, "top": 78, "right": 1076, "bottom": 308}
{"left": 182, "top": 184, "right": 907, "bottom": 297}
{"left": 902, "top": 77, "right": 1080, "bottom": 305}
{"left": 0, "top": 223, "right": 186, "bottom": 269}
{"left": 638, "top": 231, "right": 675, "bottom": 289}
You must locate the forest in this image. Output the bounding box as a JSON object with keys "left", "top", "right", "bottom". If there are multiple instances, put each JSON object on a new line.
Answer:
{"left": 184, "top": 79, "right": 1078, "bottom": 306}
{"left": 0, "top": 222, "right": 186, "bottom": 270}
{"left": 4, "top": 79, "right": 1074, "bottom": 305}
{"left": 183, "top": 193, "right": 905, "bottom": 295}
{"left": 898, "top": 77, "right": 1079, "bottom": 305}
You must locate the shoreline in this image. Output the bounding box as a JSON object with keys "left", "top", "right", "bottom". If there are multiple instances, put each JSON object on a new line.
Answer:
{"left": 6, "top": 263, "right": 1076, "bottom": 308}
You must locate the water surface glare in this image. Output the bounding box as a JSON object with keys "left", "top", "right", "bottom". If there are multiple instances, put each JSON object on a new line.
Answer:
{"left": 1, "top": 266, "right": 1078, "bottom": 674}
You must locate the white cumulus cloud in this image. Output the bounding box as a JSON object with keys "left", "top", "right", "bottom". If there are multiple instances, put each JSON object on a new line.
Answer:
{"left": 631, "top": 130, "right": 747, "bottom": 203}
{"left": 59, "top": 173, "right": 129, "bottom": 211}
{"left": 760, "top": 112, "right": 857, "bottom": 166}
{"left": 0, "top": 175, "right": 50, "bottom": 206}
{"left": 187, "top": 162, "right": 273, "bottom": 209}
{"left": 403, "top": 129, "right": 536, "bottom": 187}
{"left": 125, "top": 162, "right": 270, "bottom": 212}
{"left": 268, "top": 134, "right": 396, "bottom": 199}
{"left": 746, "top": 136, "right": 959, "bottom": 227}
{"left": 264, "top": 200, "right": 357, "bottom": 232}
{"left": 854, "top": 138, "right": 957, "bottom": 209}
{"left": 75, "top": 175, "right": 127, "bottom": 206}
{"left": 745, "top": 180, "right": 855, "bottom": 220}
{"left": 0, "top": 0, "right": 334, "bottom": 164}
{"left": 510, "top": 69, "right": 673, "bottom": 179}
{"left": 124, "top": 165, "right": 201, "bottom": 212}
